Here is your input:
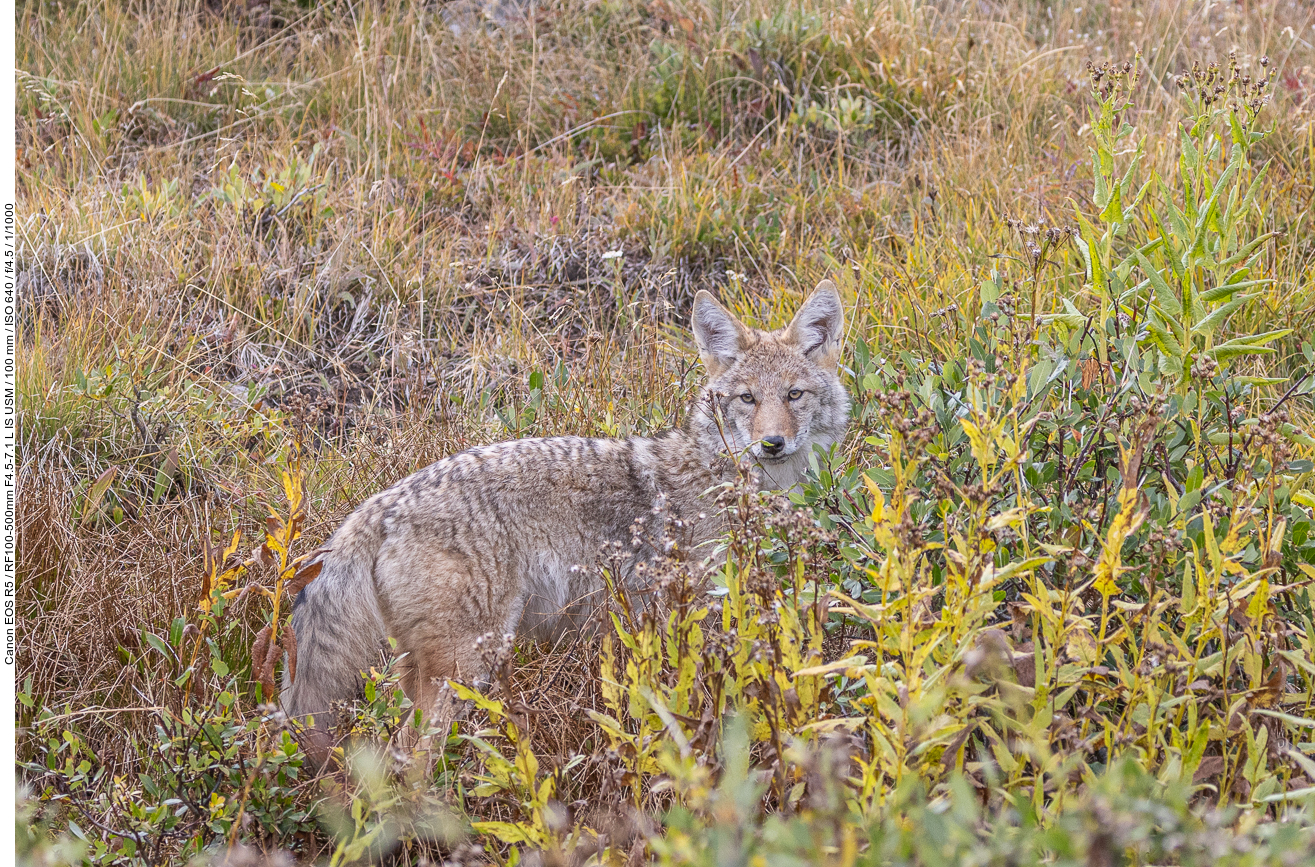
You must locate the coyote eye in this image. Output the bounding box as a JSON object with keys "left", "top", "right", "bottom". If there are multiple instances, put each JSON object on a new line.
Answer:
{"left": 787, "top": 389, "right": 803, "bottom": 401}
{"left": 739, "top": 393, "right": 755, "bottom": 404}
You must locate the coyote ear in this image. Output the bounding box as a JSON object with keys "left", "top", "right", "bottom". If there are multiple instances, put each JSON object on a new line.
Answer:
{"left": 783, "top": 280, "right": 845, "bottom": 370}
{"left": 692, "top": 290, "right": 749, "bottom": 376}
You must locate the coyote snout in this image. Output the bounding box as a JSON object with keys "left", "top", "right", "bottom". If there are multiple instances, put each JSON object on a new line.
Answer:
{"left": 282, "top": 280, "right": 850, "bottom": 754}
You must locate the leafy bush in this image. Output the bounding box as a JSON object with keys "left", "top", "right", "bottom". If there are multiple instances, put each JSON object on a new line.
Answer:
{"left": 440, "top": 57, "right": 1315, "bottom": 864}
{"left": 641, "top": 3, "right": 925, "bottom": 144}
{"left": 19, "top": 446, "right": 473, "bottom": 865}
{"left": 652, "top": 717, "right": 1315, "bottom": 866}
{"left": 22, "top": 683, "right": 308, "bottom": 863}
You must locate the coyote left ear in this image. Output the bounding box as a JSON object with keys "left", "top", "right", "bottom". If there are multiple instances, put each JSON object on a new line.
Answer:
{"left": 783, "top": 280, "right": 845, "bottom": 370}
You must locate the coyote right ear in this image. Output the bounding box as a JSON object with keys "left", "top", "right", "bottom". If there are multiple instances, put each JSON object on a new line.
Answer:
{"left": 692, "top": 290, "right": 750, "bottom": 376}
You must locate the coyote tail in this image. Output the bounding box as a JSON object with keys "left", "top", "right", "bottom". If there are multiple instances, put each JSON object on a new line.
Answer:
{"left": 280, "top": 507, "right": 387, "bottom": 727}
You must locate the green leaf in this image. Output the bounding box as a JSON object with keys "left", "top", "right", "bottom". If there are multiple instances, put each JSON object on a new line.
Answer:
{"left": 1204, "top": 329, "right": 1292, "bottom": 361}
{"left": 1195, "top": 143, "right": 1240, "bottom": 237}
{"left": 1191, "top": 293, "right": 1258, "bottom": 337}
{"left": 1231, "top": 375, "right": 1287, "bottom": 387}
{"left": 1074, "top": 213, "right": 1106, "bottom": 291}
{"left": 1135, "top": 250, "right": 1180, "bottom": 318}
{"left": 1145, "top": 317, "right": 1185, "bottom": 360}
{"left": 143, "top": 631, "right": 173, "bottom": 659}
{"left": 1099, "top": 179, "right": 1124, "bottom": 224}
{"left": 1205, "top": 345, "right": 1278, "bottom": 363}
{"left": 1145, "top": 222, "right": 1184, "bottom": 300}
{"left": 1198, "top": 278, "right": 1271, "bottom": 306}
{"left": 1283, "top": 423, "right": 1315, "bottom": 448}
{"left": 1214, "top": 231, "right": 1279, "bottom": 272}
{"left": 1229, "top": 109, "right": 1249, "bottom": 147}
{"left": 1118, "top": 150, "right": 1145, "bottom": 201}
{"left": 1036, "top": 313, "right": 1087, "bottom": 328}
{"left": 1180, "top": 126, "right": 1199, "bottom": 173}
{"left": 1160, "top": 199, "right": 1191, "bottom": 260}
{"left": 1115, "top": 237, "right": 1164, "bottom": 275}
{"left": 1237, "top": 162, "right": 1271, "bottom": 218}
{"left": 1092, "top": 147, "right": 1110, "bottom": 209}
{"left": 1179, "top": 163, "right": 1198, "bottom": 228}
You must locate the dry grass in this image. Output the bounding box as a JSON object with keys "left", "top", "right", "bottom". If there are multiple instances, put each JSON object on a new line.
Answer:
{"left": 16, "top": 0, "right": 1315, "bottom": 857}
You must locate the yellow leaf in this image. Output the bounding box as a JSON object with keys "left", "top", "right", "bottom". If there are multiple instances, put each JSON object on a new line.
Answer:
{"left": 1268, "top": 519, "right": 1286, "bottom": 560}
{"left": 960, "top": 417, "right": 993, "bottom": 468}
{"left": 471, "top": 820, "right": 538, "bottom": 845}
{"left": 223, "top": 528, "right": 242, "bottom": 561}
{"left": 1202, "top": 510, "right": 1222, "bottom": 574}
{"left": 1092, "top": 482, "right": 1146, "bottom": 599}
{"left": 863, "top": 473, "right": 886, "bottom": 525}
{"left": 799, "top": 717, "right": 867, "bottom": 733}
{"left": 1246, "top": 578, "right": 1272, "bottom": 624}
{"left": 1065, "top": 627, "right": 1098, "bottom": 666}
{"left": 794, "top": 655, "right": 870, "bottom": 677}
{"left": 81, "top": 466, "right": 119, "bottom": 526}
{"left": 1180, "top": 558, "right": 1197, "bottom": 614}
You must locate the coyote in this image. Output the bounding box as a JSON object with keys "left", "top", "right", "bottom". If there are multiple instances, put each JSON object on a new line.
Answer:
{"left": 282, "top": 280, "right": 850, "bottom": 745}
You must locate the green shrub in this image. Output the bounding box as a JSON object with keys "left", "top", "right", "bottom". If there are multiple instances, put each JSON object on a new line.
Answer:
{"left": 641, "top": 3, "right": 924, "bottom": 145}
{"left": 22, "top": 685, "right": 308, "bottom": 863}
{"left": 651, "top": 716, "right": 1315, "bottom": 866}
{"left": 444, "top": 55, "right": 1315, "bottom": 865}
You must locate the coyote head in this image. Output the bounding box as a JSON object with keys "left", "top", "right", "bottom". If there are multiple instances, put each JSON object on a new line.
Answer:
{"left": 688, "top": 280, "right": 850, "bottom": 490}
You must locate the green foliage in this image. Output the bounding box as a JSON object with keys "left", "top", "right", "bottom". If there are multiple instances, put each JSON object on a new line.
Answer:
{"left": 652, "top": 718, "right": 1315, "bottom": 866}
{"left": 20, "top": 481, "right": 462, "bottom": 866}
{"left": 620, "top": 153, "right": 790, "bottom": 262}
{"left": 493, "top": 363, "right": 572, "bottom": 438}
{"left": 50, "top": 332, "right": 285, "bottom": 530}
{"left": 304, "top": 657, "right": 465, "bottom": 866}
{"left": 442, "top": 58, "right": 1315, "bottom": 863}
{"left": 212, "top": 147, "right": 333, "bottom": 240}
{"left": 23, "top": 683, "right": 308, "bottom": 863}
{"left": 120, "top": 174, "right": 185, "bottom": 225}
{"left": 642, "top": 5, "right": 921, "bottom": 143}
{"left": 20, "top": 657, "right": 465, "bottom": 866}
{"left": 315, "top": 742, "right": 463, "bottom": 867}
{"left": 17, "top": 785, "right": 90, "bottom": 867}
{"left": 455, "top": 673, "right": 582, "bottom": 853}
{"left": 1073, "top": 56, "right": 1291, "bottom": 388}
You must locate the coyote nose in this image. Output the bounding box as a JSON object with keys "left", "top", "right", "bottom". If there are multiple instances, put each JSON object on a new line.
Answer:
{"left": 761, "top": 436, "right": 786, "bottom": 456}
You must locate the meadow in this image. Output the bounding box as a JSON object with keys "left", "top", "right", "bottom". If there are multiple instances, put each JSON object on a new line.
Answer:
{"left": 15, "top": 0, "right": 1315, "bottom": 863}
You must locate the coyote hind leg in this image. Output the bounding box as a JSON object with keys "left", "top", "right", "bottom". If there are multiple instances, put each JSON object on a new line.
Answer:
{"left": 396, "top": 628, "right": 490, "bottom": 757}
{"left": 375, "top": 548, "right": 521, "bottom": 762}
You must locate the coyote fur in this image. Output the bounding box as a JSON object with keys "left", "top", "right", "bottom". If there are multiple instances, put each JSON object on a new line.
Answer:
{"left": 282, "top": 280, "right": 850, "bottom": 743}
